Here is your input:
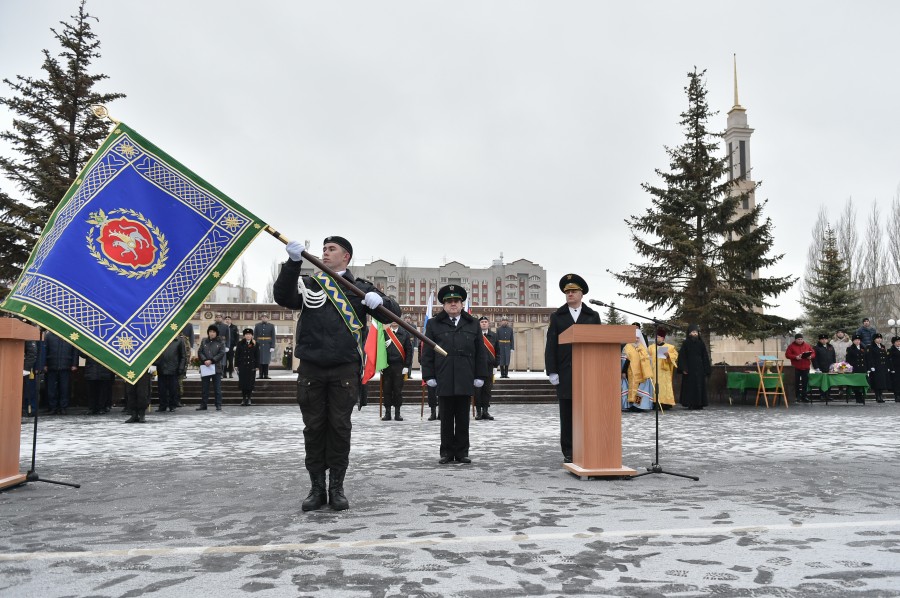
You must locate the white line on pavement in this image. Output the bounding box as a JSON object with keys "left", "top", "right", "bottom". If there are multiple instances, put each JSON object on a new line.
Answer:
{"left": 3, "top": 519, "right": 899, "bottom": 562}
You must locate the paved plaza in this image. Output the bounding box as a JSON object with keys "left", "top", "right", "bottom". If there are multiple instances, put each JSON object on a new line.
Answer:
{"left": 1, "top": 399, "right": 899, "bottom": 597}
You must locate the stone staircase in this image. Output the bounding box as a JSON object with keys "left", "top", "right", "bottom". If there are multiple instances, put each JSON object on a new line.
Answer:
{"left": 175, "top": 377, "right": 557, "bottom": 406}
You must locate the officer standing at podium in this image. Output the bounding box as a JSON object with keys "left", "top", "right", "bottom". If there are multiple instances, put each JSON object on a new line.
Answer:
{"left": 544, "top": 274, "right": 601, "bottom": 463}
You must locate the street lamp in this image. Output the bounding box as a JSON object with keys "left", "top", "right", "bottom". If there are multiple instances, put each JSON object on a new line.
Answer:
{"left": 889, "top": 319, "right": 899, "bottom": 337}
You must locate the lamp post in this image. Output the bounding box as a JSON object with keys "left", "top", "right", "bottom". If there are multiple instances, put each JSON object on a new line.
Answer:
{"left": 889, "top": 319, "right": 898, "bottom": 338}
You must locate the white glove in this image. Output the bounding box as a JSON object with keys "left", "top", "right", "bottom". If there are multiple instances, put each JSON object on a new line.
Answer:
{"left": 402, "top": 367, "right": 409, "bottom": 375}
{"left": 426, "top": 379, "right": 437, "bottom": 387}
{"left": 149, "top": 365, "right": 158, "bottom": 374}
{"left": 225, "top": 347, "right": 230, "bottom": 352}
{"left": 286, "top": 240, "right": 305, "bottom": 261}
{"left": 474, "top": 379, "right": 484, "bottom": 388}
{"left": 363, "top": 292, "right": 383, "bottom": 309}
{"left": 270, "top": 348, "right": 275, "bottom": 353}
{"left": 549, "top": 373, "right": 560, "bottom": 386}
{"left": 23, "top": 370, "right": 29, "bottom": 376}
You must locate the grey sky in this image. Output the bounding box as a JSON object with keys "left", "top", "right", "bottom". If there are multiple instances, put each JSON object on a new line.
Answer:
{"left": 2, "top": 1, "right": 899, "bottom": 321}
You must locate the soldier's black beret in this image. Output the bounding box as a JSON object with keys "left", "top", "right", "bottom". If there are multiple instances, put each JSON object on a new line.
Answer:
{"left": 323, "top": 236, "right": 353, "bottom": 256}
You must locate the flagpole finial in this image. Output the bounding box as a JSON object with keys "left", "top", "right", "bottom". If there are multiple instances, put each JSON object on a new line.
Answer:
{"left": 90, "top": 105, "right": 120, "bottom": 124}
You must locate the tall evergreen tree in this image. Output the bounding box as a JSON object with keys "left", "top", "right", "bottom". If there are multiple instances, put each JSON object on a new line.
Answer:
{"left": 0, "top": 0, "right": 124, "bottom": 292}
{"left": 610, "top": 69, "right": 795, "bottom": 347}
{"left": 603, "top": 302, "right": 625, "bottom": 325}
{"left": 800, "top": 225, "right": 863, "bottom": 335}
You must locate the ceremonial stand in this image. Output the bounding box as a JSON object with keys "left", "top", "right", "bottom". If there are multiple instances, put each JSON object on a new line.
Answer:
{"left": 559, "top": 324, "right": 637, "bottom": 478}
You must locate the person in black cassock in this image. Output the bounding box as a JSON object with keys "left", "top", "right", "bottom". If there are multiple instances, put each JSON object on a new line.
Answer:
{"left": 275, "top": 235, "right": 400, "bottom": 511}
{"left": 845, "top": 334, "right": 867, "bottom": 404}
{"left": 421, "top": 284, "right": 489, "bottom": 464}
{"left": 866, "top": 332, "right": 890, "bottom": 403}
{"left": 676, "top": 324, "right": 711, "bottom": 410}
{"left": 544, "top": 273, "right": 601, "bottom": 463}
{"left": 235, "top": 328, "right": 260, "bottom": 405}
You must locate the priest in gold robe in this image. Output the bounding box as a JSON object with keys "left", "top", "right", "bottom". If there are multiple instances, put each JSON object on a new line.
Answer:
{"left": 649, "top": 328, "right": 679, "bottom": 409}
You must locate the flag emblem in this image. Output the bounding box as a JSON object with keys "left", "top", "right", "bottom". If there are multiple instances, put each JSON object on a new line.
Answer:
{"left": 87, "top": 209, "right": 166, "bottom": 275}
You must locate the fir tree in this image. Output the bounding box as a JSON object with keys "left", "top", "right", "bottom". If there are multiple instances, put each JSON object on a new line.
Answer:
{"left": 603, "top": 302, "right": 625, "bottom": 325}
{"left": 800, "top": 226, "right": 863, "bottom": 335}
{"left": 0, "top": 0, "right": 124, "bottom": 292}
{"left": 610, "top": 69, "right": 795, "bottom": 346}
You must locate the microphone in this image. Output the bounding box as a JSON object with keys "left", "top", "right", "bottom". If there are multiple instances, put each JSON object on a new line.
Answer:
{"left": 588, "top": 299, "right": 606, "bottom": 307}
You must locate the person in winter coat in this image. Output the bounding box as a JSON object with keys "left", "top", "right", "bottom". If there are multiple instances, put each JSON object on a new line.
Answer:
{"left": 422, "top": 284, "right": 490, "bottom": 465}
{"left": 43, "top": 331, "right": 79, "bottom": 414}
{"left": 381, "top": 321, "right": 414, "bottom": 421}
{"left": 813, "top": 333, "right": 837, "bottom": 401}
{"left": 235, "top": 328, "right": 260, "bottom": 405}
{"left": 677, "top": 324, "right": 712, "bottom": 410}
{"left": 866, "top": 333, "right": 890, "bottom": 403}
{"left": 83, "top": 356, "right": 115, "bottom": 414}
{"left": 474, "top": 316, "right": 499, "bottom": 421}
{"left": 124, "top": 370, "right": 153, "bottom": 423}
{"left": 22, "top": 327, "right": 45, "bottom": 417}
{"left": 154, "top": 336, "right": 187, "bottom": 412}
{"left": 888, "top": 336, "right": 900, "bottom": 404}
{"left": 544, "top": 273, "right": 602, "bottom": 462}
{"left": 845, "top": 334, "right": 868, "bottom": 404}
{"left": 197, "top": 325, "right": 227, "bottom": 410}
{"left": 785, "top": 333, "right": 814, "bottom": 403}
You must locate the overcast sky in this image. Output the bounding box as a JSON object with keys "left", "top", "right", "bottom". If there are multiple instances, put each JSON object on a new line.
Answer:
{"left": 2, "top": 1, "right": 899, "bottom": 321}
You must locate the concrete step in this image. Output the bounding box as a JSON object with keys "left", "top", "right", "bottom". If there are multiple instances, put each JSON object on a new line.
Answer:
{"left": 173, "top": 377, "right": 557, "bottom": 405}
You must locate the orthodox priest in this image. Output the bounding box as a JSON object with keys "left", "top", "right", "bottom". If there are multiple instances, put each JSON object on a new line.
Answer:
{"left": 648, "top": 328, "right": 679, "bottom": 410}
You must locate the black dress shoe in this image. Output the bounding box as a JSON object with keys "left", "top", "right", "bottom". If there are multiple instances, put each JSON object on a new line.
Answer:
{"left": 482, "top": 412, "right": 494, "bottom": 420}
{"left": 394, "top": 414, "right": 403, "bottom": 421}
{"left": 456, "top": 456, "right": 472, "bottom": 464}
{"left": 382, "top": 414, "right": 392, "bottom": 421}
{"left": 439, "top": 456, "right": 452, "bottom": 464}
{"left": 196, "top": 406, "right": 208, "bottom": 410}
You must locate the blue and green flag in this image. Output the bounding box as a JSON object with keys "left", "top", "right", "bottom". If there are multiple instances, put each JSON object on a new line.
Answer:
{"left": 1, "top": 122, "right": 267, "bottom": 382}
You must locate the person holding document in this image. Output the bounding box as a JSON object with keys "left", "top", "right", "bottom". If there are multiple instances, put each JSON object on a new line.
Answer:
{"left": 785, "top": 332, "right": 814, "bottom": 404}
{"left": 649, "top": 328, "right": 679, "bottom": 410}
{"left": 197, "top": 324, "right": 226, "bottom": 411}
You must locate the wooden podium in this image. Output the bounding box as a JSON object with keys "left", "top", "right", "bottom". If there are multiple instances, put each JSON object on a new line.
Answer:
{"left": 0, "top": 319, "right": 40, "bottom": 490}
{"left": 559, "top": 324, "right": 637, "bottom": 478}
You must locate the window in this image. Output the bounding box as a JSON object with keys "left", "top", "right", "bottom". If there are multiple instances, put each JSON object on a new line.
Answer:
{"left": 739, "top": 140, "right": 746, "bottom": 179}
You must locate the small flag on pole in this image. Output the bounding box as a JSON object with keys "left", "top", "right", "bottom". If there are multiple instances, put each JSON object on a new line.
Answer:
{"left": 362, "top": 320, "right": 389, "bottom": 384}
{"left": 1, "top": 122, "right": 267, "bottom": 382}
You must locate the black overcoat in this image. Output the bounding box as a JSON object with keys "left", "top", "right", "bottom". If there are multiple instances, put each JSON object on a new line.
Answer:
{"left": 888, "top": 345, "right": 900, "bottom": 393}
{"left": 385, "top": 326, "right": 414, "bottom": 369}
{"left": 866, "top": 342, "right": 890, "bottom": 391}
{"left": 421, "top": 311, "right": 490, "bottom": 397}
{"left": 544, "top": 303, "right": 602, "bottom": 400}
{"left": 154, "top": 337, "right": 186, "bottom": 376}
{"left": 846, "top": 343, "right": 866, "bottom": 373}
{"left": 676, "top": 336, "right": 711, "bottom": 408}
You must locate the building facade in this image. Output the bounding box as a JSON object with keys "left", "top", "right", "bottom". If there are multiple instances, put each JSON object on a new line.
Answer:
{"left": 352, "top": 254, "right": 547, "bottom": 308}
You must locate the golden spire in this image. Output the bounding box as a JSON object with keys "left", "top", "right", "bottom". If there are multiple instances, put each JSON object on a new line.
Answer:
{"left": 732, "top": 54, "right": 744, "bottom": 110}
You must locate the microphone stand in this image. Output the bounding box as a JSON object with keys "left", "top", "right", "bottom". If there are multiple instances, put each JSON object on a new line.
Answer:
{"left": 24, "top": 410, "right": 80, "bottom": 489}
{"left": 588, "top": 300, "right": 699, "bottom": 482}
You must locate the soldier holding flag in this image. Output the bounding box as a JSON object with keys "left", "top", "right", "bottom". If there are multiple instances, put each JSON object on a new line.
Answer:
{"left": 274, "top": 236, "right": 400, "bottom": 512}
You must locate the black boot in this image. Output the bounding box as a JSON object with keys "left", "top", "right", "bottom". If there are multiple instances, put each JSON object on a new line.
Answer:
{"left": 328, "top": 469, "right": 349, "bottom": 511}
{"left": 428, "top": 406, "right": 437, "bottom": 421}
{"left": 301, "top": 471, "right": 327, "bottom": 511}
{"left": 124, "top": 412, "right": 139, "bottom": 423}
{"left": 475, "top": 407, "right": 483, "bottom": 420}
{"left": 246, "top": 393, "right": 252, "bottom": 406}
{"left": 382, "top": 410, "right": 392, "bottom": 421}
{"left": 137, "top": 410, "right": 146, "bottom": 423}
{"left": 241, "top": 394, "right": 248, "bottom": 406}
{"left": 482, "top": 408, "right": 494, "bottom": 421}
{"left": 394, "top": 407, "right": 403, "bottom": 421}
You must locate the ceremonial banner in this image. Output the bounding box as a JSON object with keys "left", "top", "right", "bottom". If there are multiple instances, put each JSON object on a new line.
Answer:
{"left": 1, "top": 123, "right": 266, "bottom": 382}
{"left": 362, "top": 321, "right": 388, "bottom": 384}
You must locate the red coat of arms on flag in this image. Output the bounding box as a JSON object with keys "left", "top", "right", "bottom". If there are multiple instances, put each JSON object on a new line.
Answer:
{"left": 86, "top": 208, "right": 168, "bottom": 278}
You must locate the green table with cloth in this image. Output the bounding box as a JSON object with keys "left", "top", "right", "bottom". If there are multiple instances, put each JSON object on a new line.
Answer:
{"left": 726, "top": 371, "right": 785, "bottom": 405}
{"left": 807, "top": 372, "right": 869, "bottom": 402}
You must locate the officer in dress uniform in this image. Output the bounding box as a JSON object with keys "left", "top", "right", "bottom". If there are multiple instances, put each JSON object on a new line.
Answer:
{"left": 496, "top": 316, "right": 515, "bottom": 378}
{"left": 381, "top": 321, "right": 414, "bottom": 421}
{"left": 475, "top": 316, "right": 498, "bottom": 420}
{"left": 275, "top": 235, "right": 401, "bottom": 512}
{"left": 422, "top": 285, "right": 490, "bottom": 464}
{"left": 544, "top": 273, "right": 601, "bottom": 463}
{"left": 254, "top": 314, "right": 277, "bottom": 379}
